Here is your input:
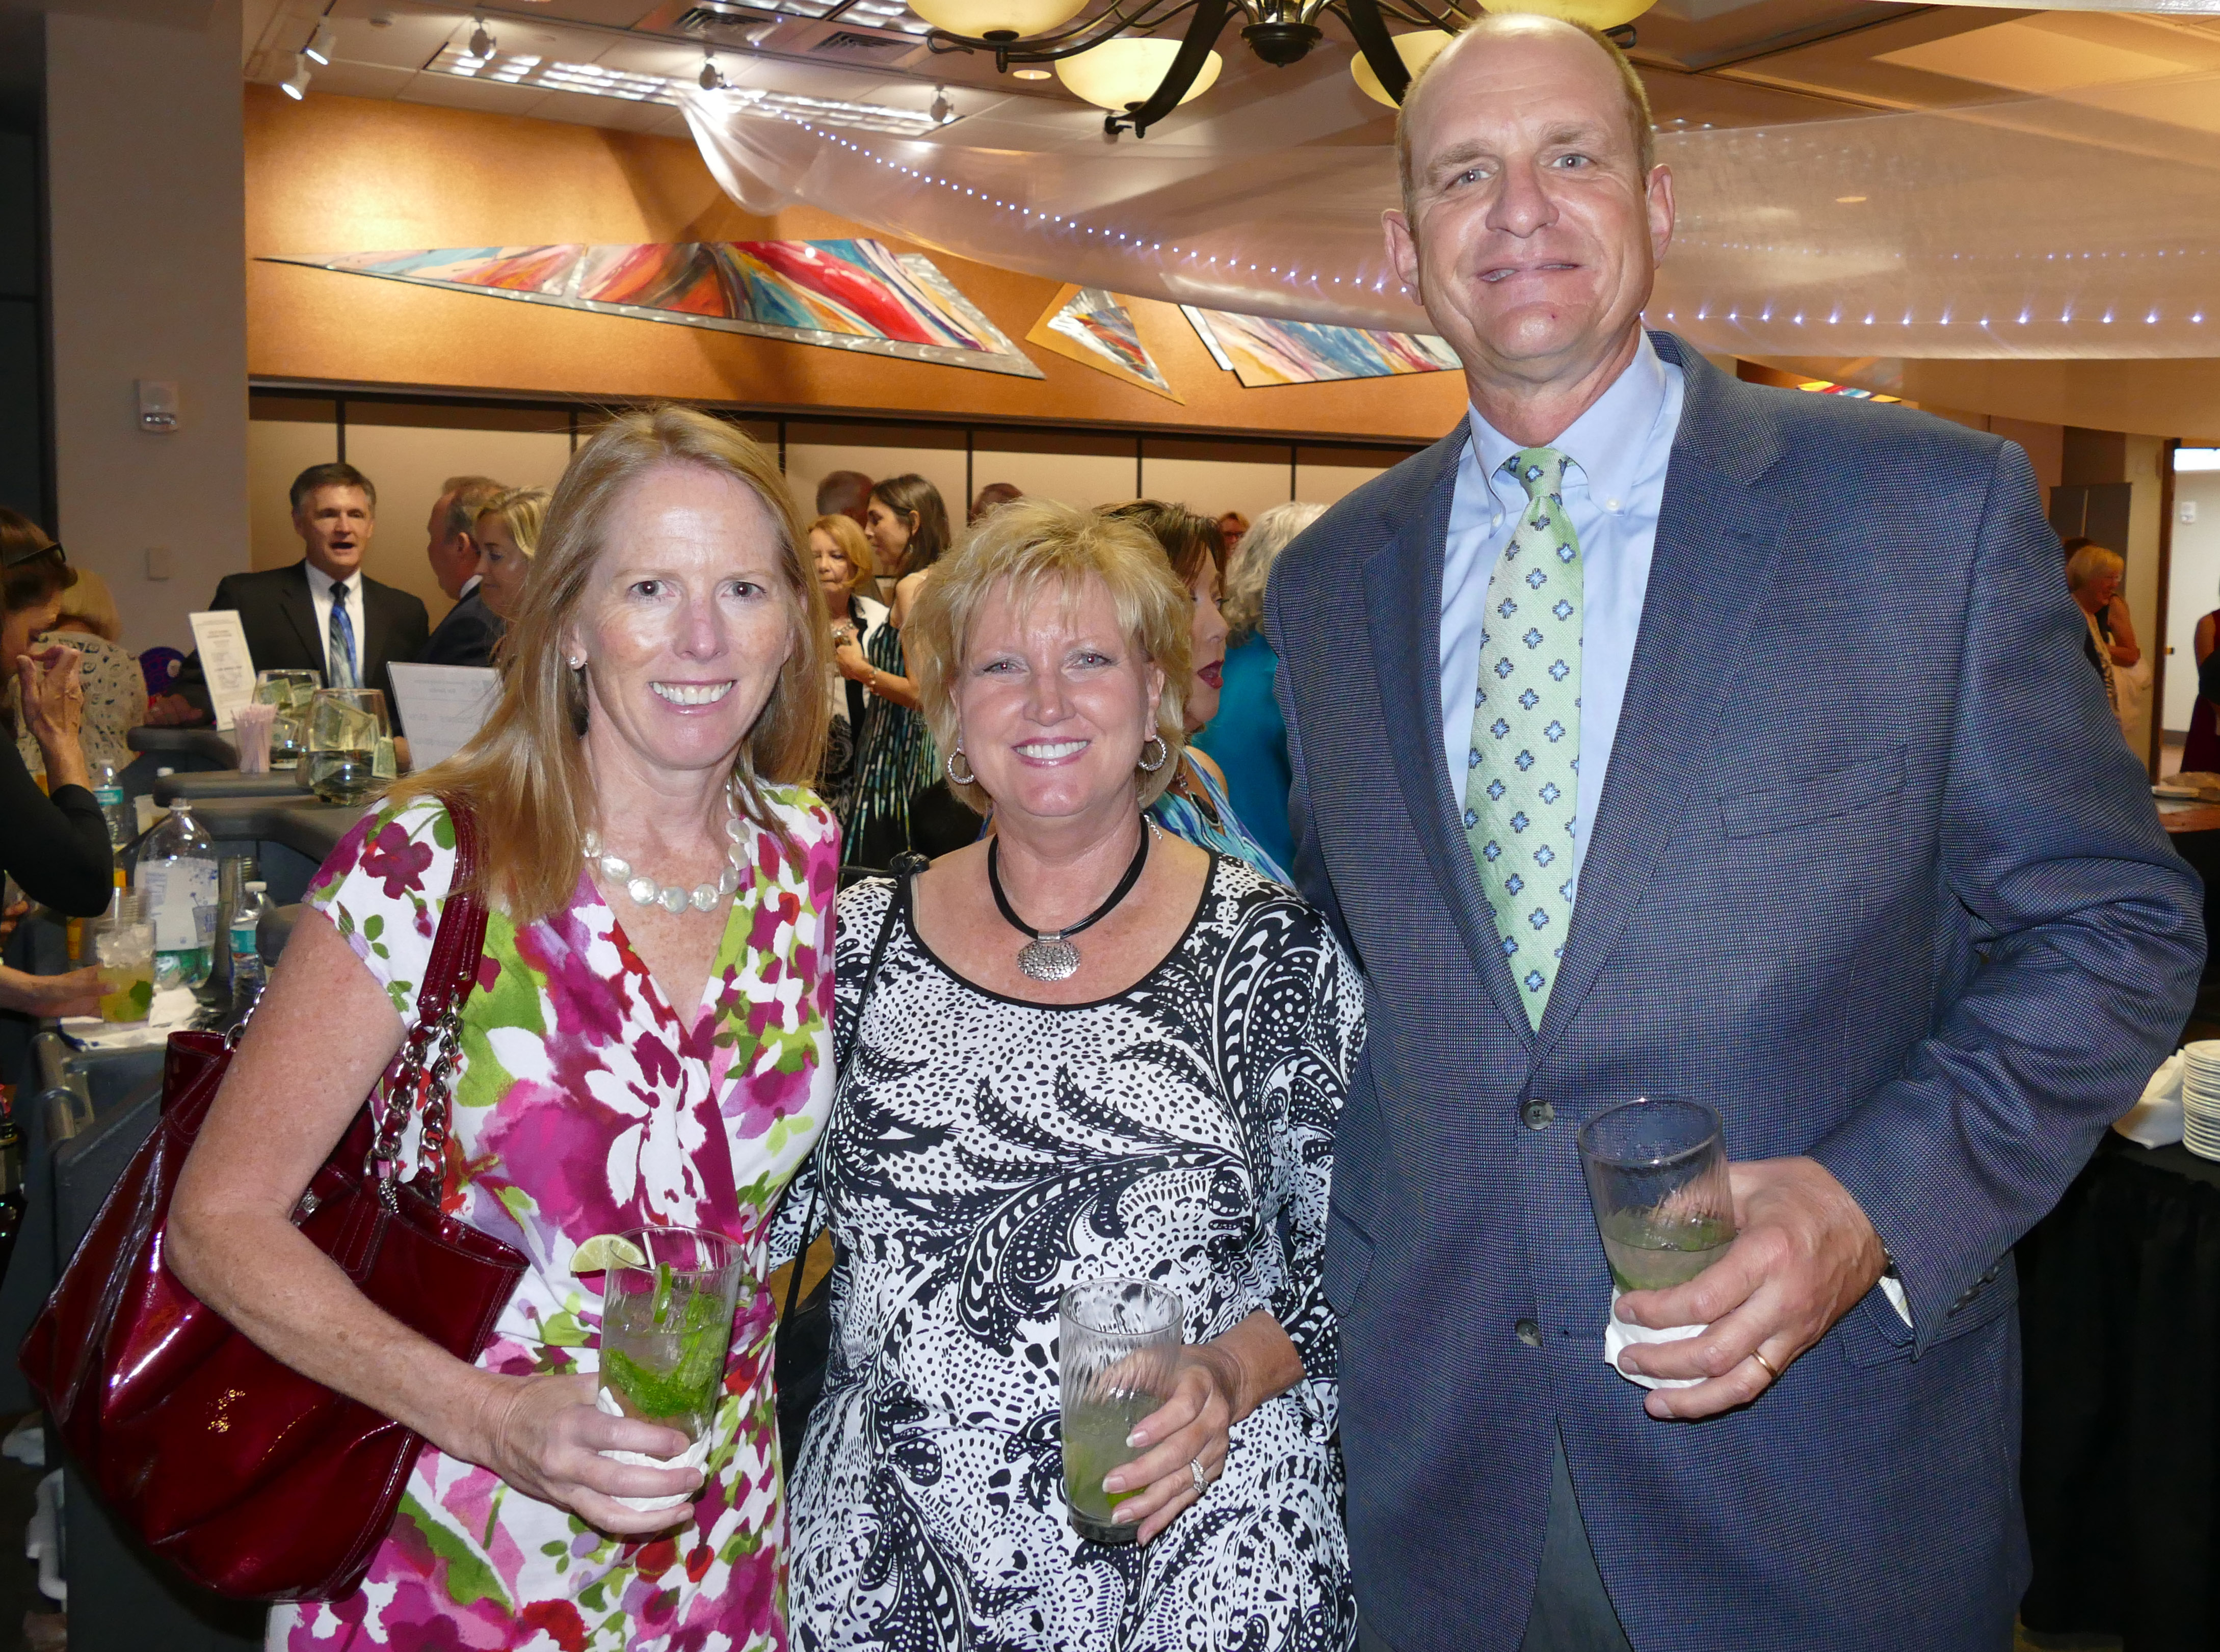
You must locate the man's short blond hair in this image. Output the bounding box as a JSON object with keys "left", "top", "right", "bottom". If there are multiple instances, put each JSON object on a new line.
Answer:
{"left": 906, "top": 497, "right": 1193, "bottom": 816}
{"left": 1396, "top": 16, "right": 1655, "bottom": 226}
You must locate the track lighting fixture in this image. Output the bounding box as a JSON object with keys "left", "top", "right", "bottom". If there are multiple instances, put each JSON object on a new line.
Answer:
{"left": 698, "top": 48, "right": 725, "bottom": 90}
{"left": 469, "top": 18, "right": 495, "bottom": 59}
{"left": 305, "top": 23, "right": 337, "bottom": 64}
{"left": 930, "top": 85, "right": 954, "bottom": 124}
{"left": 281, "top": 52, "right": 312, "bottom": 98}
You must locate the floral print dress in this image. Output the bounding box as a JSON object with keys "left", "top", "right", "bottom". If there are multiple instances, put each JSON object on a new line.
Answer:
{"left": 274, "top": 785, "right": 839, "bottom": 1652}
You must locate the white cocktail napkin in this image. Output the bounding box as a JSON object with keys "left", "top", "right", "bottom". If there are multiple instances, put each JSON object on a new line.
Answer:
{"left": 2116, "top": 1049, "right": 2185, "bottom": 1149}
{"left": 1603, "top": 1291, "right": 1705, "bottom": 1390}
{"left": 594, "top": 1385, "right": 706, "bottom": 1512}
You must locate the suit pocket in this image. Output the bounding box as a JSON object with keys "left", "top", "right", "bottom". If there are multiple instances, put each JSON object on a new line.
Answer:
{"left": 1717, "top": 745, "right": 1906, "bottom": 841}
{"left": 1322, "top": 1212, "right": 1376, "bottom": 1320}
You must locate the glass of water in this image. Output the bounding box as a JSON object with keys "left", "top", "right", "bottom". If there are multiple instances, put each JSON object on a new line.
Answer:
{"left": 1059, "top": 1278, "right": 1184, "bottom": 1546}
{"left": 1578, "top": 1096, "right": 1737, "bottom": 1294}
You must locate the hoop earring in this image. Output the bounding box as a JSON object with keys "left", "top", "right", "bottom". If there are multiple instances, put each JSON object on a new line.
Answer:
{"left": 1138, "top": 735, "right": 1169, "bottom": 774}
{"left": 945, "top": 746, "right": 976, "bottom": 787}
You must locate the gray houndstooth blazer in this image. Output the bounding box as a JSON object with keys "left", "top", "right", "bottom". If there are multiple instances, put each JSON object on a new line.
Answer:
{"left": 1266, "top": 332, "right": 2202, "bottom": 1652}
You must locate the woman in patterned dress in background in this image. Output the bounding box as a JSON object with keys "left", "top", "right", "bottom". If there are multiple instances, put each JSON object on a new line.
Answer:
{"left": 787, "top": 499, "right": 1360, "bottom": 1651}
{"left": 170, "top": 407, "right": 839, "bottom": 1652}
{"left": 836, "top": 474, "right": 951, "bottom": 868}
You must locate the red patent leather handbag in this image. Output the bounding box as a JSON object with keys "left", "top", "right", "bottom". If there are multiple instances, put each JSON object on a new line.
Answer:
{"left": 19, "top": 797, "right": 528, "bottom": 1602}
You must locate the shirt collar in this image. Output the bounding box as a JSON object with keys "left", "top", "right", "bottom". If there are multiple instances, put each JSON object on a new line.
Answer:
{"left": 458, "top": 573, "right": 482, "bottom": 598}
{"left": 304, "top": 559, "right": 354, "bottom": 601}
{"left": 1464, "top": 331, "right": 1670, "bottom": 508}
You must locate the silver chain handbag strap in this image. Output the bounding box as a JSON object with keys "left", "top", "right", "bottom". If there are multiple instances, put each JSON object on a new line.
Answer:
{"left": 363, "top": 797, "right": 489, "bottom": 1207}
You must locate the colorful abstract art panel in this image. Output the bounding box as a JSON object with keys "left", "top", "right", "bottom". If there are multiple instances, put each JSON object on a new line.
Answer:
{"left": 1025, "top": 285, "right": 1180, "bottom": 402}
{"left": 1182, "top": 305, "right": 1458, "bottom": 388}
{"left": 261, "top": 241, "right": 1043, "bottom": 379}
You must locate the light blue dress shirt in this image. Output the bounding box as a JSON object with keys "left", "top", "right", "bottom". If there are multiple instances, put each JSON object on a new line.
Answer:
{"left": 1439, "top": 335, "right": 1686, "bottom": 892}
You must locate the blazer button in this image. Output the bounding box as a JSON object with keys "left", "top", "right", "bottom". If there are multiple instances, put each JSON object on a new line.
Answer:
{"left": 1515, "top": 1318, "right": 1543, "bottom": 1348}
{"left": 1521, "top": 1099, "right": 1555, "bottom": 1131}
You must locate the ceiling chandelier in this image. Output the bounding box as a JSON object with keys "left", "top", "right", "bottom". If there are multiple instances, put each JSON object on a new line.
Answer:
{"left": 912, "top": 0, "right": 1651, "bottom": 136}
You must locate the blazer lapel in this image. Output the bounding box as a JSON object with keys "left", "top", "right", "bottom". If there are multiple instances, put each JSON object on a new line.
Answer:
{"left": 1361, "top": 426, "right": 1539, "bottom": 1049}
{"left": 277, "top": 563, "right": 322, "bottom": 664}
{"left": 1533, "top": 337, "right": 1789, "bottom": 1053}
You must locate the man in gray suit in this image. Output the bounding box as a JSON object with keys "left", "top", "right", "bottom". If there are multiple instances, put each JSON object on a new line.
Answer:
{"left": 1266, "top": 17, "right": 2200, "bottom": 1651}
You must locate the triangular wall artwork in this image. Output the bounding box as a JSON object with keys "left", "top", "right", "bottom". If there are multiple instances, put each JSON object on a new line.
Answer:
{"left": 262, "top": 241, "right": 1044, "bottom": 379}
{"left": 1182, "top": 305, "right": 1459, "bottom": 388}
{"left": 1025, "top": 285, "right": 1181, "bottom": 403}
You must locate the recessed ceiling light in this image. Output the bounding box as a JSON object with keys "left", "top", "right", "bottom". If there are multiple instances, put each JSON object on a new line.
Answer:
{"left": 1836, "top": 195, "right": 1867, "bottom": 203}
{"left": 1012, "top": 67, "right": 1050, "bottom": 78}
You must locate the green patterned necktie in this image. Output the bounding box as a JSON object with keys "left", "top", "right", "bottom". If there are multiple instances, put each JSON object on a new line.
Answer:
{"left": 1461, "top": 447, "right": 1582, "bottom": 1028}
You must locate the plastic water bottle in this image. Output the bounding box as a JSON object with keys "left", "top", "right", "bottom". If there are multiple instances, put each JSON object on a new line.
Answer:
{"left": 137, "top": 796, "right": 217, "bottom": 990}
{"left": 228, "top": 880, "right": 270, "bottom": 1010}
{"left": 91, "top": 762, "right": 129, "bottom": 850}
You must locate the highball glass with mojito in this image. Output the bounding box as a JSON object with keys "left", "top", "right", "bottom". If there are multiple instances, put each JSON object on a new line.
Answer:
{"left": 1058, "top": 1278, "right": 1183, "bottom": 1546}
{"left": 595, "top": 1227, "right": 743, "bottom": 1510}
{"left": 1578, "top": 1096, "right": 1737, "bottom": 1292}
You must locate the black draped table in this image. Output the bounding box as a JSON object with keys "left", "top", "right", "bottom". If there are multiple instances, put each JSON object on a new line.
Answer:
{"left": 2019, "top": 1133, "right": 2220, "bottom": 1649}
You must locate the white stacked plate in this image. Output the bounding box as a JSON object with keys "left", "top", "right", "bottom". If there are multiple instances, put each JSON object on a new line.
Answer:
{"left": 2182, "top": 1041, "right": 2220, "bottom": 1161}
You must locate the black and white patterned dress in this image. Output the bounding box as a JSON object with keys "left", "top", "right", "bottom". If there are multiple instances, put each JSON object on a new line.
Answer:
{"left": 786, "top": 855, "right": 1362, "bottom": 1652}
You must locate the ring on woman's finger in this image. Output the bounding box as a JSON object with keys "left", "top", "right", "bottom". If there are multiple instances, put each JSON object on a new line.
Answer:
{"left": 1188, "top": 1457, "right": 1208, "bottom": 1496}
{"left": 1749, "top": 1348, "right": 1782, "bottom": 1383}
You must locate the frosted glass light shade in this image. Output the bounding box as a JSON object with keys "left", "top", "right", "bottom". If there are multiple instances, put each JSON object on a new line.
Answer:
{"left": 909, "top": 0, "right": 1088, "bottom": 38}
{"left": 1057, "top": 38, "right": 1223, "bottom": 112}
{"left": 1481, "top": 0, "right": 1656, "bottom": 32}
{"left": 1351, "top": 30, "right": 1452, "bottom": 107}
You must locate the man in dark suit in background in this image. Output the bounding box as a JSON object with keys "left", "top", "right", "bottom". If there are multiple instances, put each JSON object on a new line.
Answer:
{"left": 151, "top": 462, "right": 430, "bottom": 724}
{"left": 1266, "top": 16, "right": 2201, "bottom": 1652}
{"left": 417, "top": 474, "right": 507, "bottom": 668}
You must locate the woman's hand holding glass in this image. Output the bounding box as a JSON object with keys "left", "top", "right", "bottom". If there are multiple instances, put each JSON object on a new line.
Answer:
{"left": 18, "top": 643, "right": 91, "bottom": 791}
{"left": 1099, "top": 1311, "right": 1303, "bottom": 1543}
{"left": 467, "top": 1370, "right": 703, "bottom": 1537}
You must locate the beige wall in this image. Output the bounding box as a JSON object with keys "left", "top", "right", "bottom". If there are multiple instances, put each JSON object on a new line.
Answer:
{"left": 46, "top": 0, "right": 248, "bottom": 653}
{"left": 2122, "top": 435, "right": 2165, "bottom": 764}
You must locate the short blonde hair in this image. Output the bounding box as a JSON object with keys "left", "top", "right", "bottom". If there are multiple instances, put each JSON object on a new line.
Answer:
{"left": 808, "top": 513, "right": 875, "bottom": 582}
{"left": 392, "top": 407, "right": 829, "bottom": 921}
{"left": 2065, "top": 542, "right": 2124, "bottom": 594}
{"left": 479, "top": 487, "right": 550, "bottom": 560}
{"left": 51, "top": 567, "right": 122, "bottom": 643}
{"left": 908, "top": 497, "right": 1191, "bottom": 816}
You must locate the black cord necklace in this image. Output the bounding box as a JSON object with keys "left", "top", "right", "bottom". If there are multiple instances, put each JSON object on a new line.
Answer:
{"left": 988, "top": 818, "right": 1152, "bottom": 982}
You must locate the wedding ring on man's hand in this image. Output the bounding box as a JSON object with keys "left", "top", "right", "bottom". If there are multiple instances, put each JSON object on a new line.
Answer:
{"left": 1189, "top": 1458, "right": 1208, "bottom": 1496}
{"left": 1749, "top": 1349, "right": 1782, "bottom": 1383}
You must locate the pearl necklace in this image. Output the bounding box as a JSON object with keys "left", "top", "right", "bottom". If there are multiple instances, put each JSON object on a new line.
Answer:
{"left": 582, "top": 790, "right": 747, "bottom": 915}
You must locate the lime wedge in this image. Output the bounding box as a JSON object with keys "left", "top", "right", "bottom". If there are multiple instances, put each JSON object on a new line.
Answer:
{"left": 570, "top": 1234, "right": 648, "bottom": 1275}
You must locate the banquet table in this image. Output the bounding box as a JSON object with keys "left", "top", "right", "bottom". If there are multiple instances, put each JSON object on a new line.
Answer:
{"left": 2018, "top": 1134, "right": 2220, "bottom": 1649}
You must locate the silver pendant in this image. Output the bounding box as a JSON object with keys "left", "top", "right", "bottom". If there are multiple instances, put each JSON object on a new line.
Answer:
{"left": 1017, "top": 936, "right": 1082, "bottom": 981}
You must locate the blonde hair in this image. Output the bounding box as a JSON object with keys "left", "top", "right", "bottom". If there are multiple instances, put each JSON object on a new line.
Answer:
{"left": 479, "top": 487, "right": 550, "bottom": 559}
{"left": 391, "top": 407, "right": 829, "bottom": 921}
{"left": 808, "top": 513, "right": 875, "bottom": 583}
{"left": 908, "top": 497, "right": 1191, "bottom": 817}
{"left": 2065, "top": 542, "right": 2125, "bottom": 594}
{"left": 51, "top": 566, "right": 123, "bottom": 643}
{"left": 1222, "top": 501, "right": 1326, "bottom": 646}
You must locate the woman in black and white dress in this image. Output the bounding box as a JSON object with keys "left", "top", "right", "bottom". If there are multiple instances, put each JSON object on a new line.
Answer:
{"left": 786, "top": 498, "right": 1361, "bottom": 1651}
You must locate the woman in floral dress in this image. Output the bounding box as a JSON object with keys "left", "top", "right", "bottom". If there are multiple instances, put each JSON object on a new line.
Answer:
{"left": 171, "top": 407, "right": 837, "bottom": 1651}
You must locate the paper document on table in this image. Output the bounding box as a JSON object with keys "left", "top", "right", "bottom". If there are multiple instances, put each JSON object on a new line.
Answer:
{"left": 388, "top": 662, "right": 500, "bottom": 768}
{"left": 188, "top": 611, "right": 257, "bottom": 732}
